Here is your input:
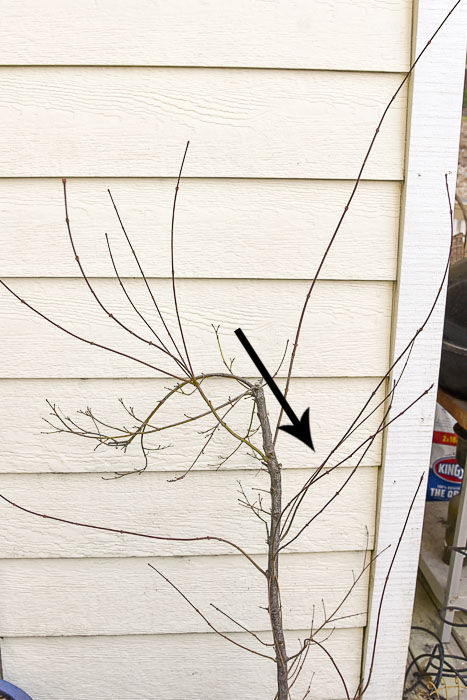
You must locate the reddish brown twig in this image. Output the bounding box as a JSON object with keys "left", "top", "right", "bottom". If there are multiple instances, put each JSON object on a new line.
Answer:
{"left": 280, "top": 340, "right": 414, "bottom": 545}
{"left": 313, "top": 638, "right": 350, "bottom": 700}
{"left": 0, "top": 492, "right": 266, "bottom": 576}
{"left": 279, "top": 384, "right": 433, "bottom": 553}
{"left": 148, "top": 563, "right": 275, "bottom": 661}
{"left": 209, "top": 603, "right": 275, "bottom": 647}
{"left": 273, "top": 0, "right": 462, "bottom": 445}
{"left": 104, "top": 231, "right": 188, "bottom": 375}
{"left": 355, "top": 473, "right": 425, "bottom": 699}
{"left": 63, "top": 179, "right": 184, "bottom": 369}
{"left": 107, "top": 188, "right": 188, "bottom": 367}
{"left": 279, "top": 171, "right": 454, "bottom": 546}
{"left": 169, "top": 141, "right": 194, "bottom": 376}
{"left": 0, "top": 277, "right": 183, "bottom": 380}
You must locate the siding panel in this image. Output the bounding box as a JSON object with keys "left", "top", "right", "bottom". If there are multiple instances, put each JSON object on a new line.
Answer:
{"left": 0, "top": 0, "right": 411, "bottom": 71}
{"left": 1, "top": 629, "right": 363, "bottom": 700}
{"left": 0, "top": 467, "right": 378, "bottom": 557}
{"left": 0, "top": 68, "right": 406, "bottom": 178}
{"left": 0, "top": 178, "right": 401, "bottom": 280}
{"left": 0, "top": 278, "right": 392, "bottom": 377}
{"left": 0, "top": 551, "right": 368, "bottom": 636}
{"left": 0, "top": 377, "right": 385, "bottom": 473}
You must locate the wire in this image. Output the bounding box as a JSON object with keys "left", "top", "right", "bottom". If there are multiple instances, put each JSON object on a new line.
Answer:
{"left": 404, "top": 605, "right": 467, "bottom": 698}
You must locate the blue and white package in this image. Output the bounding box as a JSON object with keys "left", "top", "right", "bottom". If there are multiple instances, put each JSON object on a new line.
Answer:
{"left": 426, "top": 403, "right": 463, "bottom": 501}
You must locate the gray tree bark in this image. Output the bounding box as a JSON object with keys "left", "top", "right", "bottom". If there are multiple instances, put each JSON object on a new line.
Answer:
{"left": 254, "top": 385, "right": 288, "bottom": 700}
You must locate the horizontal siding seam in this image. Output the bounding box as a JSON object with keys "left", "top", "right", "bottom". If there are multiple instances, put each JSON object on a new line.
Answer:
{"left": 0, "top": 378, "right": 388, "bottom": 382}
{"left": 0, "top": 466, "right": 382, "bottom": 476}
{"left": 0, "top": 65, "right": 408, "bottom": 75}
{"left": 0, "top": 466, "right": 381, "bottom": 476}
{"left": 0, "top": 276, "right": 396, "bottom": 282}
{"left": 0, "top": 626, "right": 366, "bottom": 640}
{"left": 0, "top": 277, "right": 395, "bottom": 282}
{"left": 0, "top": 176, "right": 405, "bottom": 182}
{"left": 0, "top": 628, "right": 365, "bottom": 640}
{"left": 0, "top": 551, "right": 375, "bottom": 563}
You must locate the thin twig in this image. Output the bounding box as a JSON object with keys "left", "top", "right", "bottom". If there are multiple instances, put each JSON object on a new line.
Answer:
{"left": 355, "top": 473, "right": 425, "bottom": 698}
{"left": 170, "top": 141, "right": 194, "bottom": 376}
{"left": 273, "top": 1, "right": 462, "bottom": 445}
{"left": 105, "top": 232, "right": 188, "bottom": 374}
{"left": 312, "top": 638, "right": 350, "bottom": 700}
{"left": 148, "top": 564, "right": 274, "bottom": 661}
{"left": 0, "top": 492, "right": 266, "bottom": 576}
{"left": 63, "top": 180, "right": 176, "bottom": 360}
{"left": 0, "top": 278, "right": 183, "bottom": 380}
{"left": 210, "top": 603, "right": 275, "bottom": 647}
{"left": 279, "top": 384, "right": 432, "bottom": 552}
{"left": 107, "top": 188, "right": 187, "bottom": 367}
{"left": 280, "top": 171, "right": 454, "bottom": 542}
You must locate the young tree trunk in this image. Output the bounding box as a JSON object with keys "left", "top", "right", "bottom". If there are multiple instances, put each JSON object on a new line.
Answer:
{"left": 254, "top": 385, "right": 288, "bottom": 699}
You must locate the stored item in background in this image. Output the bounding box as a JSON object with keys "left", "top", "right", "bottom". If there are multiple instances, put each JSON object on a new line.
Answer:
{"left": 439, "top": 258, "right": 467, "bottom": 400}
{"left": 427, "top": 402, "right": 463, "bottom": 501}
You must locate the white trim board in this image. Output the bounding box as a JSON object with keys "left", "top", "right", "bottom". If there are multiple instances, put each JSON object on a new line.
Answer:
{"left": 363, "top": 1, "right": 466, "bottom": 698}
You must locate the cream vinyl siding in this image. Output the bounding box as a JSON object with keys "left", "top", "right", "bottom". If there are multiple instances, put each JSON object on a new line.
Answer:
{"left": 0, "top": 377, "right": 385, "bottom": 473}
{"left": 1, "top": 552, "right": 369, "bottom": 635}
{"left": 0, "top": 1, "right": 411, "bottom": 698}
{"left": 0, "top": 179, "right": 401, "bottom": 280}
{"left": 0, "top": 279, "right": 392, "bottom": 378}
{"left": 1, "top": 468, "right": 377, "bottom": 557}
{"left": 0, "top": 0, "right": 412, "bottom": 70}
{"left": 1, "top": 631, "right": 363, "bottom": 700}
{"left": 0, "top": 68, "right": 406, "bottom": 179}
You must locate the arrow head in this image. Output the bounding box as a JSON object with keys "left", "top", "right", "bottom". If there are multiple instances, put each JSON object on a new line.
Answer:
{"left": 279, "top": 408, "right": 314, "bottom": 451}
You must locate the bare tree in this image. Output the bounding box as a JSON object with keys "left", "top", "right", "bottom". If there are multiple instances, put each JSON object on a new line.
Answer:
{"left": 0, "top": 3, "right": 461, "bottom": 697}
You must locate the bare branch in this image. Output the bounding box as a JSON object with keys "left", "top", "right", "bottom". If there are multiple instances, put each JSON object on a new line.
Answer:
{"left": 148, "top": 564, "right": 274, "bottom": 661}
{"left": 0, "top": 278, "right": 184, "bottom": 380}
{"left": 209, "top": 603, "right": 274, "bottom": 647}
{"left": 273, "top": 3, "right": 461, "bottom": 444}
{"left": 107, "top": 188, "right": 188, "bottom": 367}
{"left": 355, "top": 473, "right": 425, "bottom": 698}
{"left": 0, "top": 492, "right": 266, "bottom": 576}
{"left": 279, "top": 384, "right": 432, "bottom": 552}
{"left": 170, "top": 141, "right": 194, "bottom": 376}
{"left": 311, "top": 638, "right": 350, "bottom": 700}
{"left": 105, "top": 231, "right": 188, "bottom": 374}
{"left": 63, "top": 179, "right": 183, "bottom": 365}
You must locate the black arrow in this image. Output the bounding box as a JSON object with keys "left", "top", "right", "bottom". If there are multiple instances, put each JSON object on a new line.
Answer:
{"left": 234, "top": 328, "right": 314, "bottom": 450}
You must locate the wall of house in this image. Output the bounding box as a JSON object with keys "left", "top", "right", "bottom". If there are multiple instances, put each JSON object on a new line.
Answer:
{"left": 0, "top": 2, "right": 413, "bottom": 698}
